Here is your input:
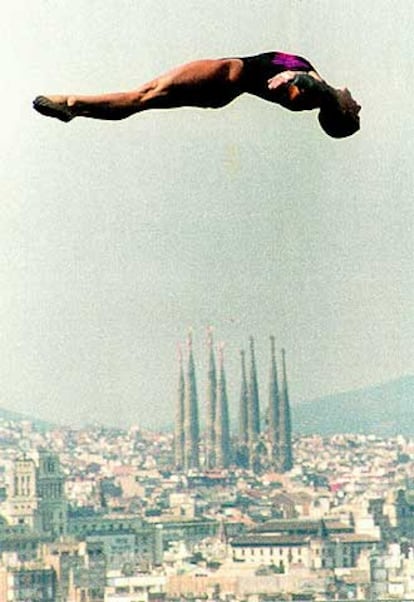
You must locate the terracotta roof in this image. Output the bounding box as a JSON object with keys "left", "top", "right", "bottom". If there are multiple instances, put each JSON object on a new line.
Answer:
{"left": 232, "top": 534, "right": 310, "bottom": 547}
{"left": 252, "top": 519, "right": 323, "bottom": 534}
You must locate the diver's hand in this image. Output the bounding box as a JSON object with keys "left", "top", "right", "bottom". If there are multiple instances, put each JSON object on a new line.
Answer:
{"left": 267, "top": 70, "right": 298, "bottom": 91}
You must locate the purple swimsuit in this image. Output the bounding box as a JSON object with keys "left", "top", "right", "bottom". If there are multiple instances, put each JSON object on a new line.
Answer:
{"left": 269, "top": 51, "right": 314, "bottom": 72}
{"left": 240, "top": 51, "right": 315, "bottom": 98}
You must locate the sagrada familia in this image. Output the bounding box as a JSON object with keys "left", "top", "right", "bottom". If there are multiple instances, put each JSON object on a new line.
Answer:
{"left": 174, "top": 330, "right": 293, "bottom": 474}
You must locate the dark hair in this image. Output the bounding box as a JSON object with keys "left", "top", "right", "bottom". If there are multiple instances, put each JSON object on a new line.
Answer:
{"left": 286, "top": 74, "right": 329, "bottom": 111}
{"left": 291, "top": 73, "right": 323, "bottom": 94}
{"left": 318, "top": 100, "right": 360, "bottom": 139}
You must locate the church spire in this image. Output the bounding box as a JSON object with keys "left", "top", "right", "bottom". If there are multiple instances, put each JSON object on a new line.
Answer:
{"left": 236, "top": 349, "right": 249, "bottom": 468}
{"left": 247, "top": 336, "right": 260, "bottom": 468}
{"left": 205, "top": 327, "right": 217, "bottom": 469}
{"left": 268, "top": 335, "right": 280, "bottom": 466}
{"left": 239, "top": 349, "right": 248, "bottom": 445}
{"left": 174, "top": 345, "right": 185, "bottom": 470}
{"left": 279, "top": 348, "right": 293, "bottom": 471}
{"left": 215, "top": 343, "right": 231, "bottom": 468}
{"left": 184, "top": 331, "right": 200, "bottom": 470}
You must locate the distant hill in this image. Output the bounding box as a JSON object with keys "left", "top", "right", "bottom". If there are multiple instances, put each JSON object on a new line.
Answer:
{"left": 0, "top": 405, "right": 54, "bottom": 432}
{"left": 293, "top": 375, "right": 414, "bottom": 436}
{"left": 1, "top": 376, "right": 413, "bottom": 436}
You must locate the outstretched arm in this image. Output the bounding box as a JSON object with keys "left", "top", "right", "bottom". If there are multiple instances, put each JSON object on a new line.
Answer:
{"left": 267, "top": 70, "right": 328, "bottom": 111}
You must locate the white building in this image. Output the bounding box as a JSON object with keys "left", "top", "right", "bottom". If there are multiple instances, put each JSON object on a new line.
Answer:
{"left": 105, "top": 571, "right": 166, "bottom": 602}
{"left": 231, "top": 519, "right": 379, "bottom": 571}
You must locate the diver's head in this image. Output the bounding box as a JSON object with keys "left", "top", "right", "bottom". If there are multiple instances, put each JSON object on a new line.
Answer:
{"left": 318, "top": 87, "right": 361, "bottom": 139}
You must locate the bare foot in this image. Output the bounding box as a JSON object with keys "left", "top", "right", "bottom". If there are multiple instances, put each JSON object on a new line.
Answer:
{"left": 33, "top": 95, "right": 76, "bottom": 122}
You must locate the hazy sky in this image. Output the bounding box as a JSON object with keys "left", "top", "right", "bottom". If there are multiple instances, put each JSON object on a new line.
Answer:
{"left": 1, "top": 1, "right": 413, "bottom": 428}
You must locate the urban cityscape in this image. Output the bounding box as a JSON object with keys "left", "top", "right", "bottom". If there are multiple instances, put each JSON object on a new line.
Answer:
{"left": 0, "top": 332, "right": 413, "bottom": 602}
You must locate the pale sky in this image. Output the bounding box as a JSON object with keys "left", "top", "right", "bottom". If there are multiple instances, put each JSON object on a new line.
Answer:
{"left": 1, "top": 0, "right": 413, "bottom": 428}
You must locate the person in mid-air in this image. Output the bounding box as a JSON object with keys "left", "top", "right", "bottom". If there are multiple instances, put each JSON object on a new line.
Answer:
{"left": 33, "top": 51, "right": 361, "bottom": 138}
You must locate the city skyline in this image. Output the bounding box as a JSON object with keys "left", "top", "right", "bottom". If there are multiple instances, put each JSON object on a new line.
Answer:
{"left": 1, "top": 1, "right": 413, "bottom": 427}
{"left": 0, "top": 331, "right": 411, "bottom": 596}
{"left": 1, "top": 412, "right": 414, "bottom": 600}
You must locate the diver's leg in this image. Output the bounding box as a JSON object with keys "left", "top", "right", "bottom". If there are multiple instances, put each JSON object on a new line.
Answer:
{"left": 33, "top": 59, "right": 244, "bottom": 122}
